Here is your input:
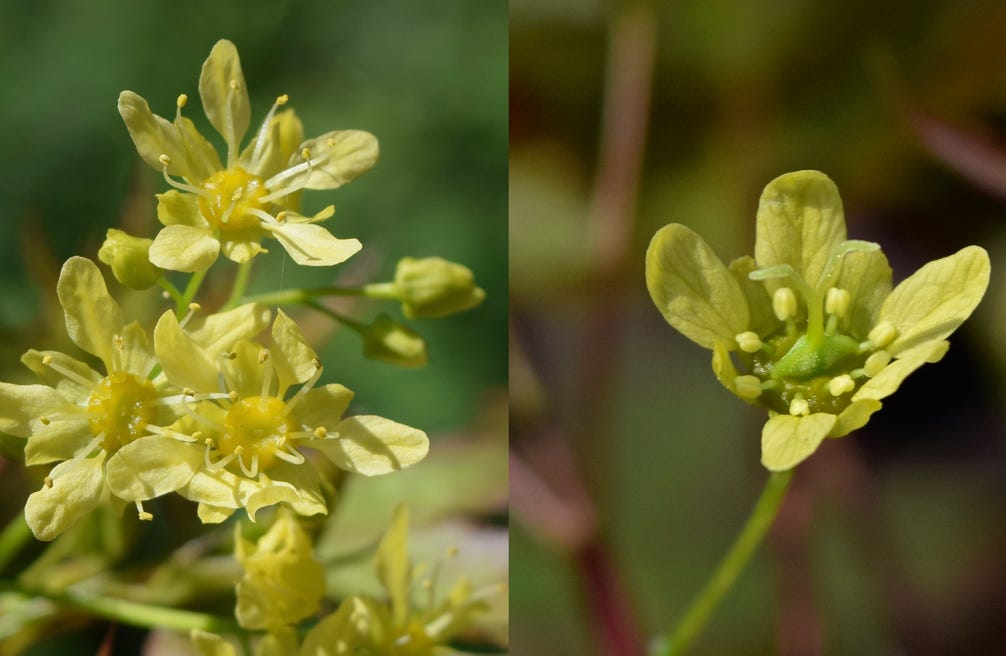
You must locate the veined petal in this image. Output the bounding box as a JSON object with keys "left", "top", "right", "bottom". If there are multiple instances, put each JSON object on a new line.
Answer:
{"left": 154, "top": 311, "right": 218, "bottom": 393}
{"left": 271, "top": 310, "right": 318, "bottom": 394}
{"left": 852, "top": 340, "right": 949, "bottom": 403}
{"left": 299, "top": 598, "right": 372, "bottom": 655}
{"left": 256, "top": 628, "right": 299, "bottom": 656}
{"left": 157, "top": 191, "right": 205, "bottom": 227}
{"left": 173, "top": 114, "right": 222, "bottom": 182}
{"left": 728, "top": 256, "right": 775, "bottom": 337}
{"left": 835, "top": 249, "right": 892, "bottom": 340}
{"left": 0, "top": 382, "right": 79, "bottom": 437}
{"left": 120, "top": 321, "right": 156, "bottom": 379}
{"left": 181, "top": 466, "right": 262, "bottom": 510}
{"left": 283, "top": 130, "right": 379, "bottom": 190}
{"left": 754, "top": 171, "right": 847, "bottom": 289}
{"left": 190, "top": 629, "right": 238, "bottom": 656}
{"left": 198, "top": 504, "right": 235, "bottom": 524}
{"left": 57, "top": 257, "right": 123, "bottom": 367}
{"left": 149, "top": 225, "right": 220, "bottom": 272}
{"left": 21, "top": 350, "right": 100, "bottom": 398}
{"left": 199, "top": 39, "right": 250, "bottom": 160}
{"left": 187, "top": 303, "right": 272, "bottom": 359}
{"left": 24, "top": 419, "right": 91, "bottom": 465}
{"left": 761, "top": 413, "right": 837, "bottom": 472}
{"left": 246, "top": 465, "right": 326, "bottom": 520}
{"left": 645, "top": 223, "right": 749, "bottom": 349}
{"left": 264, "top": 222, "right": 362, "bottom": 267}
{"left": 311, "top": 415, "right": 429, "bottom": 476}
{"left": 118, "top": 91, "right": 203, "bottom": 181}
{"left": 829, "top": 399, "right": 882, "bottom": 438}
{"left": 221, "top": 340, "right": 267, "bottom": 399}
{"left": 221, "top": 230, "right": 268, "bottom": 263}
{"left": 710, "top": 341, "right": 739, "bottom": 395}
{"left": 25, "top": 454, "right": 106, "bottom": 541}
{"left": 289, "top": 383, "right": 354, "bottom": 428}
{"left": 105, "top": 436, "right": 203, "bottom": 501}
{"left": 375, "top": 505, "right": 410, "bottom": 627}
{"left": 880, "top": 246, "right": 990, "bottom": 355}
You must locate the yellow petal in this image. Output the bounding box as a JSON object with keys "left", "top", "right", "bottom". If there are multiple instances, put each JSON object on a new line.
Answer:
{"left": 270, "top": 310, "right": 318, "bottom": 394}
{"left": 190, "top": 630, "right": 237, "bottom": 656}
{"left": 852, "top": 340, "right": 949, "bottom": 402}
{"left": 221, "top": 340, "right": 266, "bottom": 399}
{"left": 754, "top": 170, "right": 847, "bottom": 290}
{"left": 0, "top": 382, "right": 76, "bottom": 437}
{"left": 57, "top": 257, "right": 123, "bottom": 368}
{"left": 289, "top": 384, "right": 354, "bottom": 429}
{"left": 118, "top": 91, "right": 205, "bottom": 181}
{"left": 187, "top": 303, "right": 272, "bottom": 360}
{"left": 149, "top": 225, "right": 220, "bottom": 272}
{"left": 120, "top": 321, "right": 156, "bottom": 378}
{"left": 836, "top": 249, "right": 892, "bottom": 340}
{"left": 761, "top": 413, "right": 837, "bottom": 472}
{"left": 299, "top": 597, "right": 372, "bottom": 655}
{"left": 199, "top": 39, "right": 250, "bottom": 158}
{"left": 24, "top": 419, "right": 90, "bottom": 466}
{"left": 375, "top": 505, "right": 411, "bottom": 627}
{"left": 645, "top": 223, "right": 749, "bottom": 349}
{"left": 25, "top": 454, "right": 106, "bottom": 541}
{"left": 197, "top": 504, "right": 235, "bottom": 524}
{"left": 264, "top": 221, "right": 362, "bottom": 267}
{"left": 221, "top": 230, "right": 269, "bottom": 263}
{"left": 829, "top": 399, "right": 882, "bottom": 438}
{"left": 284, "top": 130, "right": 379, "bottom": 190}
{"left": 728, "top": 256, "right": 775, "bottom": 337}
{"left": 157, "top": 191, "right": 205, "bottom": 227}
{"left": 154, "top": 310, "right": 218, "bottom": 393}
{"left": 312, "top": 415, "right": 429, "bottom": 476}
{"left": 21, "top": 350, "right": 100, "bottom": 397}
{"left": 880, "top": 245, "right": 990, "bottom": 355}
{"left": 240, "top": 108, "right": 304, "bottom": 179}
{"left": 105, "top": 436, "right": 203, "bottom": 501}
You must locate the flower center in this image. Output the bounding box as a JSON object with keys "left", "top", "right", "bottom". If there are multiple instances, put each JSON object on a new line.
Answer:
{"left": 199, "top": 167, "right": 268, "bottom": 231}
{"left": 220, "top": 396, "right": 290, "bottom": 471}
{"left": 88, "top": 372, "right": 157, "bottom": 452}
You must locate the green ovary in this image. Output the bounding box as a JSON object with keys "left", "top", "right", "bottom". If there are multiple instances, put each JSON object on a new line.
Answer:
{"left": 198, "top": 167, "right": 268, "bottom": 231}
{"left": 88, "top": 372, "right": 157, "bottom": 452}
{"left": 220, "top": 396, "right": 290, "bottom": 471}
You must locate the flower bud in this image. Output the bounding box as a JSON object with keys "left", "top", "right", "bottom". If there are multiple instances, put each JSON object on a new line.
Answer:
{"left": 362, "top": 313, "right": 428, "bottom": 367}
{"left": 98, "top": 229, "right": 160, "bottom": 289}
{"left": 393, "top": 257, "right": 486, "bottom": 319}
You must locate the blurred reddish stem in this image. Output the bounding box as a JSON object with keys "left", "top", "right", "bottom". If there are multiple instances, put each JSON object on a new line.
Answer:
{"left": 907, "top": 107, "right": 1006, "bottom": 201}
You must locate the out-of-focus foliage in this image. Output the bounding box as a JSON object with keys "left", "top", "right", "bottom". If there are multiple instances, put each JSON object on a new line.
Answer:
{"left": 511, "top": 1, "right": 1006, "bottom": 654}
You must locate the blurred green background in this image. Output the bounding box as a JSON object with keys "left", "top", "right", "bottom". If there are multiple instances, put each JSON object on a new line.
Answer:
{"left": 0, "top": 0, "right": 507, "bottom": 653}
{"left": 511, "top": 1, "right": 1006, "bottom": 655}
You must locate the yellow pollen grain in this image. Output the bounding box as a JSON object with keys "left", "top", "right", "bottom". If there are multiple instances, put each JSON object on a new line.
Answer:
{"left": 114, "top": 335, "right": 124, "bottom": 350}
{"left": 825, "top": 288, "right": 850, "bottom": 317}
{"left": 191, "top": 431, "right": 203, "bottom": 440}
{"left": 229, "top": 80, "right": 240, "bottom": 91}
{"left": 276, "top": 211, "right": 287, "bottom": 223}
{"left": 177, "top": 94, "right": 188, "bottom": 108}
{"left": 326, "top": 138, "right": 336, "bottom": 148}
{"left": 773, "top": 287, "right": 798, "bottom": 322}
{"left": 301, "top": 147, "right": 311, "bottom": 160}
{"left": 183, "top": 387, "right": 195, "bottom": 397}
{"left": 229, "top": 391, "right": 240, "bottom": 402}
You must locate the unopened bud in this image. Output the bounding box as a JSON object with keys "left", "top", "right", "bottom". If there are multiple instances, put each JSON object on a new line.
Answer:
{"left": 362, "top": 313, "right": 428, "bottom": 368}
{"left": 98, "top": 229, "right": 160, "bottom": 289}
{"left": 393, "top": 257, "right": 486, "bottom": 319}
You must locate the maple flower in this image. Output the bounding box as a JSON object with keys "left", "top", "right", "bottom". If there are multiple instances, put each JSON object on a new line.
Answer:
{"left": 646, "top": 170, "right": 990, "bottom": 471}
{"left": 118, "top": 39, "right": 374, "bottom": 271}
{"left": 104, "top": 310, "right": 430, "bottom": 523}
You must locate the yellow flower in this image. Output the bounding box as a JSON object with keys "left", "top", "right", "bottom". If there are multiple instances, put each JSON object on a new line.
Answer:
{"left": 118, "top": 39, "right": 375, "bottom": 271}
{"left": 104, "top": 310, "right": 430, "bottom": 523}
{"left": 646, "top": 170, "right": 991, "bottom": 471}
{"left": 234, "top": 510, "right": 325, "bottom": 631}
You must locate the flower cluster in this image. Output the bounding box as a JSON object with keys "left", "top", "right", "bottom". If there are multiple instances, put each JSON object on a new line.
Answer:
{"left": 646, "top": 170, "right": 990, "bottom": 470}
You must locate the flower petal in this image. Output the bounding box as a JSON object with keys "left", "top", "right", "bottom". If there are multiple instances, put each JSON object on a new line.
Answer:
{"left": 190, "top": 629, "right": 237, "bottom": 656}
{"left": 20, "top": 350, "right": 100, "bottom": 398}
{"left": 181, "top": 467, "right": 262, "bottom": 510}
{"left": 311, "top": 415, "right": 429, "bottom": 476}
{"left": 118, "top": 91, "right": 204, "bottom": 181}
{"left": 754, "top": 170, "right": 847, "bottom": 289}
{"left": 835, "top": 249, "right": 892, "bottom": 340}
{"left": 761, "top": 413, "right": 837, "bottom": 472}
{"left": 270, "top": 310, "right": 318, "bottom": 394}
{"left": 299, "top": 598, "right": 372, "bottom": 655}
{"left": 57, "top": 257, "right": 123, "bottom": 367}
{"left": 105, "top": 436, "right": 203, "bottom": 501}
{"left": 284, "top": 130, "right": 379, "bottom": 190}
{"left": 375, "top": 505, "right": 410, "bottom": 626}
{"left": 149, "top": 225, "right": 221, "bottom": 272}
{"left": 829, "top": 399, "right": 882, "bottom": 438}
{"left": 880, "top": 245, "right": 990, "bottom": 355}
{"left": 24, "top": 419, "right": 90, "bottom": 465}
{"left": 198, "top": 504, "right": 235, "bottom": 524}
{"left": 157, "top": 191, "right": 205, "bottom": 227}
{"left": 120, "top": 321, "right": 156, "bottom": 379}
{"left": 645, "top": 223, "right": 749, "bottom": 349}
{"left": 154, "top": 310, "right": 219, "bottom": 393}
{"left": 246, "top": 466, "right": 325, "bottom": 520}
{"left": 289, "top": 384, "right": 354, "bottom": 429}
{"left": 221, "top": 229, "right": 268, "bottom": 263}
{"left": 852, "top": 340, "right": 949, "bottom": 402}
{"left": 199, "top": 39, "right": 250, "bottom": 158}
{"left": 221, "top": 340, "right": 266, "bottom": 399}
{"left": 0, "top": 382, "right": 79, "bottom": 437}
{"left": 729, "top": 256, "right": 775, "bottom": 337}
{"left": 241, "top": 108, "right": 304, "bottom": 179}
{"left": 24, "top": 454, "right": 106, "bottom": 541}
{"left": 264, "top": 222, "right": 362, "bottom": 267}
{"left": 187, "top": 303, "right": 272, "bottom": 359}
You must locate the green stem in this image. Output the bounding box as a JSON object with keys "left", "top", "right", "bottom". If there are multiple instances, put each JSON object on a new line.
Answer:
{"left": 653, "top": 470, "right": 794, "bottom": 656}
{"left": 304, "top": 299, "right": 366, "bottom": 331}
{"left": 222, "top": 260, "right": 254, "bottom": 310}
{"left": 156, "top": 277, "right": 184, "bottom": 307}
{"left": 241, "top": 286, "right": 369, "bottom": 308}
{"left": 0, "top": 514, "right": 31, "bottom": 573}
{"left": 0, "top": 580, "right": 240, "bottom": 635}
{"left": 178, "top": 269, "right": 208, "bottom": 317}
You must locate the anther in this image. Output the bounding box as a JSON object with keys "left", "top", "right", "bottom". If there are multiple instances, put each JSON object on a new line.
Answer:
{"left": 227, "top": 352, "right": 238, "bottom": 360}
{"left": 735, "top": 331, "right": 763, "bottom": 353}
{"left": 191, "top": 431, "right": 203, "bottom": 441}
{"left": 183, "top": 387, "right": 196, "bottom": 397}
{"left": 188, "top": 302, "right": 201, "bottom": 311}
{"left": 773, "top": 287, "right": 798, "bottom": 322}
{"left": 868, "top": 321, "right": 898, "bottom": 349}
{"left": 159, "top": 154, "right": 172, "bottom": 167}
{"left": 229, "top": 80, "right": 240, "bottom": 91}
{"left": 825, "top": 288, "right": 850, "bottom": 318}
{"left": 276, "top": 94, "right": 289, "bottom": 105}
{"left": 864, "top": 350, "right": 891, "bottom": 378}
{"left": 734, "top": 375, "right": 763, "bottom": 400}
{"left": 258, "top": 350, "right": 269, "bottom": 364}
{"left": 177, "top": 94, "right": 188, "bottom": 108}
{"left": 42, "top": 355, "right": 53, "bottom": 365}
{"left": 276, "top": 211, "right": 287, "bottom": 223}
{"left": 44, "top": 476, "right": 53, "bottom": 489}
{"left": 136, "top": 501, "right": 153, "bottom": 521}
{"left": 326, "top": 138, "right": 336, "bottom": 149}
{"left": 113, "top": 335, "right": 124, "bottom": 350}
{"left": 314, "top": 426, "right": 327, "bottom": 438}
{"left": 39, "top": 416, "right": 50, "bottom": 425}
{"left": 828, "top": 374, "right": 856, "bottom": 397}
{"left": 789, "top": 396, "right": 810, "bottom": 417}
{"left": 229, "top": 391, "right": 239, "bottom": 402}
{"left": 301, "top": 147, "right": 311, "bottom": 160}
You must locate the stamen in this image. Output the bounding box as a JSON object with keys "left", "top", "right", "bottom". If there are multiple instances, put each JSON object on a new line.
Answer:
{"left": 734, "top": 375, "right": 763, "bottom": 399}
{"left": 234, "top": 447, "right": 259, "bottom": 478}
{"left": 135, "top": 501, "right": 154, "bottom": 521}
{"left": 260, "top": 147, "right": 318, "bottom": 203}
{"left": 178, "top": 303, "right": 202, "bottom": 330}
{"left": 178, "top": 397, "right": 226, "bottom": 432}
{"left": 825, "top": 288, "right": 850, "bottom": 318}
{"left": 245, "top": 207, "right": 278, "bottom": 224}
{"left": 789, "top": 395, "right": 810, "bottom": 417}
{"left": 828, "top": 374, "right": 856, "bottom": 397}
{"left": 279, "top": 363, "right": 323, "bottom": 417}
{"left": 735, "top": 331, "right": 763, "bottom": 353}
{"left": 44, "top": 476, "right": 53, "bottom": 489}
{"left": 772, "top": 287, "right": 798, "bottom": 322}
{"left": 144, "top": 424, "right": 199, "bottom": 443}
{"left": 273, "top": 446, "right": 306, "bottom": 465}
{"left": 217, "top": 191, "right": 242, "bottom": 226}
{"left": 150, "top": 392, "right": 231, "bottom": 406}
{"left": 160, "top": 157, "right": 209, "bottom": 196}
{"left": 249, "top": 94, "right": 291, "bottom": 165}
{"left": 42, "top": 357, "right": 98, "bottom": 391}
{"left": 313, "top": 426, "right": 328, "bottom": 439}
{"left": 868, "top": 322, "right": 898, "bottom": 349}
{"left": 864, "top": 350, "right": 891, "bottom": 378}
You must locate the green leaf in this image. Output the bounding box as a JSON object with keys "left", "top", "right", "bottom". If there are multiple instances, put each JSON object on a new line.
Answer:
{"left": 754, "top": 170, "right": 847, "bottom": 289}
{"left": 57, "top": 257, "right": 123, "bottom": 369}
{"left": 880, "top": 245, "right": 990, "bottom": 355}
{"left": 199, "top": 39, "right": 250, "bottom": 158}
{"left": 645, "top": 223, "right": 749, "bottom": 349}
{"left": 761, "top": 413, "right": 836, "bottom": 471}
